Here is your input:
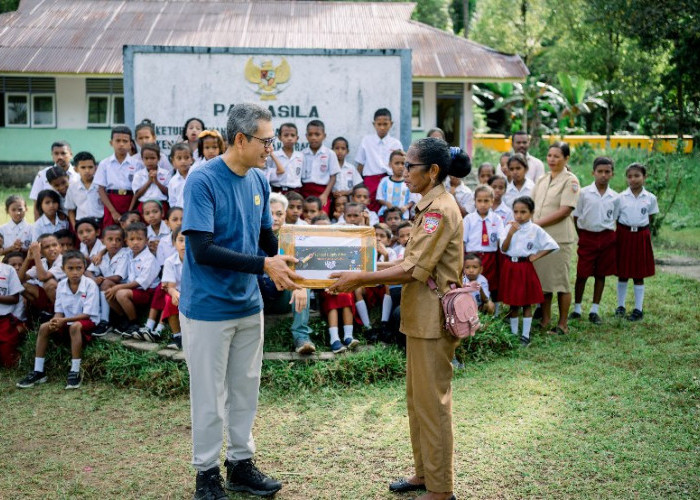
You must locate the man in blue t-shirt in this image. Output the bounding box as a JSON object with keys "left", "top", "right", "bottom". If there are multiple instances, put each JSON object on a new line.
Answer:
{"left": 181, "top": 103, "right": 301, "bottom": 499}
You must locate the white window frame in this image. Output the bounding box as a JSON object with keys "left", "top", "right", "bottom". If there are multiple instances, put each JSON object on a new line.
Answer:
{"left": 86, "top": 93, "right": 111, "bottom": 127}
{"left": 4, "top": 92, "right": 30, "bottom": 128}
{"left": 31, "top": 93, "right": 56, "bottom": 128}
{"left": 111, "top": 94, "right": 125, "bottom": 126}
{"left": 412, "top": 97, "right": 424, "bottom": 131}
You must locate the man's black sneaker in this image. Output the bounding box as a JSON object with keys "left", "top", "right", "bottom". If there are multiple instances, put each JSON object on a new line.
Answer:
{"left": 16, "top": 370, "right": 47, "bottom": 388}
{"left": 588, "top": 312, "right": 602, "bottom": 325}
{"left": 91, "top": 321, "right": 110, "bottom": 337}
{"left": 167, "top": 335, "right": 182, "bottom": 350}
{"left": 121, "top": 323, "right": 140, "bottom": 339}
{"left": 193, "top": 466, "right": 227, "bottom": 500}
{"left": 65, "top": 370, "right": 81, "bottom": 390}
{"left": 225, "top": 458, "right": 282, "bottom": 497}
{"left": 626, "top": 309, "right": 644, "bottom": 322}
{"left": 568, "top": 311, "right": 582, "bottom": 320}
{"left": 615, "top": 306, "right": 626, "bottom": 318}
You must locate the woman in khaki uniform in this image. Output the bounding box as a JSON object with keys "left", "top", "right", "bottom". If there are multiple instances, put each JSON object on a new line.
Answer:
{"left": 532, "top": 142, "right": 580, "bottom": 334}
{"left": 329, "top": 138, "right": 470, "bottom": 500}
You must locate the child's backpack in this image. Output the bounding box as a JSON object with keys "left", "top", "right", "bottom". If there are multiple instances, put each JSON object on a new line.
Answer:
{"left": 427, "top": 277, "right": 481, "bottom": 338}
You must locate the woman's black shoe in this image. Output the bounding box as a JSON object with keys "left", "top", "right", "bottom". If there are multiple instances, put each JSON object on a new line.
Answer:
{"left": 388, "top": 478, "right": 426, "bottom": 493}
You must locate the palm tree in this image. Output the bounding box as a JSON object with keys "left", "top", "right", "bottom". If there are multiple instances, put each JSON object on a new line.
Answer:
{"left": 552, "top": 73, "right": 608, "bottom": 131}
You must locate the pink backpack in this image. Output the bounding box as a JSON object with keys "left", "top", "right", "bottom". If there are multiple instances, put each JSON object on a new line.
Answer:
{"left": 427, "top": 277, "right": 481, "bottom": 338}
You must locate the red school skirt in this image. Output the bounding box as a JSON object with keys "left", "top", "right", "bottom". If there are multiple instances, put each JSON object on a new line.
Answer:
{"left": 499, "top": 257, "right": 544, "bottom": 307}
{"left": 362, "top": 173, "right": 386, "bottom": 213}
{"left": 616, "top": 224, "right": 655, "bottom": 280}
{"left": 299, "top": 183, "right": 331, "bottom": 214}
{"left": 577, "top": 229, "right": 617, "bottom": 278}
{"left": 319, "top": 290, "right": 355, "bottom": 316}
{"left": 149, "top": 283, "right": 167, "bottom": 310}
{"left": 0, "top": 315, "right": 22, "bottom": 368}
{"left": 103, "top": 192, "right": 133, "bottom": 228}
{"left": 162, "top": 293, "right": 179, "bottom": 320}
{"left": 472, "top": 251, "right": 499, "bottom": 293}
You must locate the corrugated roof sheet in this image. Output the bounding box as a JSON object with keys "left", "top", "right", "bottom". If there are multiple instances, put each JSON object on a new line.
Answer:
{"left": 0, "top": 0, "right": 528, "bottom": 80}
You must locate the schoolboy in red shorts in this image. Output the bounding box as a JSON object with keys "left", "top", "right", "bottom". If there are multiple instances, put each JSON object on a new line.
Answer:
{"left": 571, "top": 157, "right": 620, "bottom": 324}
{"left": 17, "top": 251, "right": 100, "bottom": 389}
{"left": 105, "top": 222, "right": 160, "bottom": 338}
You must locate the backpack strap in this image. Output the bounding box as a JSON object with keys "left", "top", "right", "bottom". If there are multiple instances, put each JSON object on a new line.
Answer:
{"left": 426, "top": 276, "right": 443, "bottom": 299}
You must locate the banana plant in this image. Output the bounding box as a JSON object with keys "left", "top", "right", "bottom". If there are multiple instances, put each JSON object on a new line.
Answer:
{"left": 553, "top": 72, "right": 608, "bottom": 129}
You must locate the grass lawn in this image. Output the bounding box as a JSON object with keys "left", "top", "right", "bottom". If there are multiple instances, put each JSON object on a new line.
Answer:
{"left": 1, "top": 270, "right": 698, "bottom": 499}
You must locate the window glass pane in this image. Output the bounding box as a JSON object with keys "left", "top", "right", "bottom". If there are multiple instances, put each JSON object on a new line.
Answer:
{"left": 7, "top": 95, "right": 29, "bottom": 125}
{"left": 88, "top": 96, "right": 109, "bottom": 124}
{"left": 32, "top": 95, "right": 54, "bottom": 125}
{"left": 113, "top": 96, "right": 125, "bottom": 124}
{"left": 412, "top": 99, "right": 422, "bottom": 129}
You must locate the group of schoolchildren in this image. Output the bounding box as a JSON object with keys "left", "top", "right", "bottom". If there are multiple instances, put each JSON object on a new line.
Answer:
{"left": 0, "top": 107, "right": 658, "bottom": 388}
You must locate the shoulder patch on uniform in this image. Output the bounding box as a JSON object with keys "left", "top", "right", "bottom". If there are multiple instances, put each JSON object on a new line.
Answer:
{"left": 423, "top": 212, "right": 442, "bottom": 234}
{"left": 571, "top": 182, "right": 579, "bottom": 193}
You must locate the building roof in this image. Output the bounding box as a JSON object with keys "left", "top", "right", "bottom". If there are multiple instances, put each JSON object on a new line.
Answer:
{"left": 0, "top": 0, "right": 528, "bottom": 81}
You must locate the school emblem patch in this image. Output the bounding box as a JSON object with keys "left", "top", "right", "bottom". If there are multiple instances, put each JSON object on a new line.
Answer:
{"left": 571, "top": 182, "right": 579, "bottom": 193}
{"left": 423, "top": 212, "right": 442, "bottom": 234}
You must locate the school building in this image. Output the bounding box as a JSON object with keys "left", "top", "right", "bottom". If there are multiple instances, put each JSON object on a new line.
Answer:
{"left": 0, "top": 0, "right": 528, "bottom": 178}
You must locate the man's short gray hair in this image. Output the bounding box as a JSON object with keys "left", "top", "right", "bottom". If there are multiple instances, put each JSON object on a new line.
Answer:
{"left": 226, "top": 103, "right": 272, "bottom": 145}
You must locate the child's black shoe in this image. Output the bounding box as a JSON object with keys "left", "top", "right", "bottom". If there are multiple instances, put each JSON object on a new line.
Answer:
{"left": 568, "top": 311, "right": 581, "bottom": 320}
{"left": 615, "top": 306, "right": 626, "bottom": 318}
{"left": 16, "top": 370, "right": 47, "bottom": 388}
{"left": 626, "top": 309, "right": 643, "bottom": 322}
{"left": 588, "top": 312, "right": 602, "bottom": 325}
{"left": 65, "top": 370, "right": 81, "bottom": 390}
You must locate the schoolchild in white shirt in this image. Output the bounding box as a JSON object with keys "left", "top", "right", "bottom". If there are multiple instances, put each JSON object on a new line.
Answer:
{"left": 156, "top": 207, "right": 183, "bottom": 267}
{"left": 45, "top": 166, "right": 71, "bottom": 215}
{"left": 0, "top": 259, "right": 24, "bottom": 367}
{"left": 76, "top": 218, "right": 105, "bottom": 260}
{"left": 615, "top": 163, "right": 658, "bottom": 322}
{"left": 193, "top": 129, "right": 225, "bottom": 171}
{"left": 19, "top": 234, "right": 65, "bottom": 315}
{"left": 266, "top": 123, "right": 304, "bottom": 192}
{"left": 285, "top": 191, "right": 308, "bottom": 225}
{"left": 131, "top": 142, "right": 169, "bottom": 210}
{"left": 392, "top": 221, "right": 412, "bottom": 259}
{"left": 5, "top": 252, "right": 28, "bottom": 337}
{"left": 166, "top": 143, "right": 193, "bottom": 209}
{"left": 571, "top": 157, "right": 620, "bottom": 324}
{"left": 499, "top": 196, "right": 559, "bottom": 345}
{"left": 32, "top": 190, "right": 69, "bottom": 242}
{"left": 354, "top": 108, "right": 403, "bottom": 212}
{"left": 182, "top": 117, "right": 205, "bottom": 164}
{"left": 65, "top": 152, "right": 104, "bottom": 229}
{"left": 462, "top": 253, "right": 495, "bottom": 315}
{"left": 143, "top": 200, "right": 170, "bottom": 255}
{"left": 503, "top": 153, "right": 535, "bottom": 209}
{"left": 300, "top": 120, "right": 340, "bottom": 213}
{"left": 376, "top": 150, "right": 412, "bottom": 220}
{"left": 105, "top": 222, "right": 160, "bottom": 339}
{"left": 332, "top": 137, "right": 363, "bottom": 198}
{"left": 133, "top": 119, "right": 174, "bottom": 174}
{"left": 446, "top": 175, "right": 474, "bottom": 217}
{"left": 17, "top": 251, "right": 100, "bottom": 390}
{"left": 161, "top": 227, "right": 186, "bottom": 350}
{"left": 29, "top": 141, "right": 80, "bottom": 221}
{"left": 477, "top": 163, "right": 496, "bottom": 186}
{"left": 0, "top": 195, "right": 32, "bottom": 255}
{"left": 488, "top": 175, "right": 514, "bottom": 225}
{"left": 350, "top": 184, "right": 379, "bottom": 226}
{"left": 382, "top": 207, "right": 403, "bottom": 245}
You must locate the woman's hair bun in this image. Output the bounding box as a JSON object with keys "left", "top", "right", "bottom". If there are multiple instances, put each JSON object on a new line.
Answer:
{"left": 448, "top": 147, "right": 471, "bottom": 178}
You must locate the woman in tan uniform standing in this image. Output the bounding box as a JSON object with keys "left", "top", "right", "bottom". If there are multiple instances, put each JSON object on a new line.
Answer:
{"left": 329, "top": 137, "right": 470, "bottom": 500}
{"left": 532, "top": 142, "right": 580, "bottom": 334}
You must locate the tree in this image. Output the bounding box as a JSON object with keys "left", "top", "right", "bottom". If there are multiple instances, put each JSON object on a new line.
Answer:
{"left": 0, "top": 0, "right": 19, "bottom": 13}
{"left": 552, "top": 73, "right": 607, "bottom": 132}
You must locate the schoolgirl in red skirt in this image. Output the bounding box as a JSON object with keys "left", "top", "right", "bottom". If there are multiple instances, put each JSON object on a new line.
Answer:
{"left": 319, "top": 290, "right": 358, "bottom": 354}
{"left": 498, "top": 196, "right": 559, "bottom": 345}
{"left": 615, "top": 163, "right": 658, "bottom": 322}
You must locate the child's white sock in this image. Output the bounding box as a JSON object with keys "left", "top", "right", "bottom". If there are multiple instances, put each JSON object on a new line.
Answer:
{"left": 494, "top": 302, "right": 501, "bottom": 315}
{"left": 172, "top": 332, "right": 181, "bottom": 337}
{"left": 522, "top": 318, "right": 533, "bottom": 339}
{"left": 590, "top": 303, "right": 599, "bottom": 314}
{"left": 381, "top": 295, "right": 393, "bottom": 322}
{"left": 509, "top": 318, "right": 519, "bottom": 335}
{"left": 617, "top": 281, "right": 628, "bottom": 307}
{"left": 343, "top": 324, "right": 354, "bottom": 340}
{"left": 71, "top": 359, "right": 81, "bottom": 372}
{"left": 329, "top": 326, "right": 340, "bottom": 344}
{"left": 145, "top": 318, "right": 156, "bottom": 331}
{"left": 34, "top": 357, "right": 45, "bottom": 372}
{"left": 99, "top": 291, "right": 110, "bottom": 322}
{"left": 155, "top": 322, "right": 165, "bottom": 333}
{"left": 573, "top": 303, "right": 582, "bottom": 314}
{"left": 634, "top": 285, "right": 645, "bottom": 311}
{"left": 355, "top": 300, "right": 371, "bottom": 328}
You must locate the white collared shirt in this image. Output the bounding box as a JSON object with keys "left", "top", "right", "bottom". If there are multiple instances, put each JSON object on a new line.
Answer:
{"left": 132, "top": 168, "right": 170, "bottom": 202}
{"left": 168, "top": 172, "right": 186, "bottom": 208}
{"left": 503, "top": 178, "right": 535, "bottom": 209}
{"left": 147, "top": 221, "right": 171, "bottom": 242}
{"left": 448, "top": 182, "right": 475, "bottom": 215}
{"left": 31, "top": 214, "right": 69, "bottom": 242}
{"left": 161, "top": 252, "right": 183, "bottom": 292}
{"left": 354, "top": 133, "right": 403, "bottom": 176}
{"left": 127, "top": 247, "right": 160, "bottom": 290}
{"left": 266, "top": 149, "right": 304, "bottom": 188}
{"left": 492, "top": 202, "right": 514, "bottom": 226}
{"left": 0, "top": 220, "right": 32, "bottom": 251}
{"left": 333, "top": 161, "right": 363, "bottom": 192}
{"left": 463, "top": 210, "right": 504, "bottom": 252}
{"left": 64, "top": 180, "right": 104, "bottom": 220}
{"left": 80, "top": 238, "right": 106, "bottom": 260}
{"left": 0, "top": 263, "right": 23, "bottom": 316}
{"left": 88, "top": 247, "right": 129, "bottom": 280}
{"left": 498, "top": 221, "right": 559, "bottom": 257}
{"left": 132, "top": 151, "right": 173, "bottom": 177}
{"left": 301, "top": 145, "right": 340, "bottom": 185}
{"left": 378, "top": 246, "right": 397, "bottom": 263}
{"left": 29, "top": 165, "right": 80, "bottom": 200}
{"left": 617, "top": 187, "right": 658, "bottom": 227}
{"left": 27, "top": 255, "right": 65, "bottom": 287}
{"left": 156, "top": 235, "right": 176, "bottom": 267}
{"left": 94, "top": 154, "right": 142, "bottom": 191}
{"left": 55, "top": 275, "right": 100, "bottom": 324}
{"left": 573, "top": 183, "right": 620, "bottom": 232}
{"left": 462, "top": 273, "right": 490, "bottom": 305}
{"left": 526, "top": 154, "right": 546, "bottom": 182}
